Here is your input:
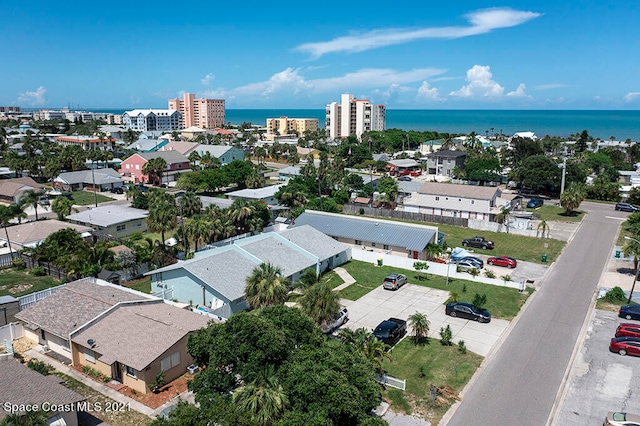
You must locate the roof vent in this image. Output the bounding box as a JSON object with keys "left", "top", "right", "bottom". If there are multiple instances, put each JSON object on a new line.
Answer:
{"left": 375, "top": 222, "right": 379, "bottom": 226}
{"left": 87, "top": 339, "right": 96, "bottom": 348}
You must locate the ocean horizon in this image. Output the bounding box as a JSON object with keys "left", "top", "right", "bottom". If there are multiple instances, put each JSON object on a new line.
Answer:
{"left": 23, "top": 108, "right": 640, "bottom": 141}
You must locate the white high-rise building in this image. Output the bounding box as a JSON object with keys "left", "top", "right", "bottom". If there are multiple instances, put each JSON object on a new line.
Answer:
{"left": 325, "top": 94, "right": 386, "bottom": 140}
{"left": 122, "top": 109, "right": 182, "bottom": 132}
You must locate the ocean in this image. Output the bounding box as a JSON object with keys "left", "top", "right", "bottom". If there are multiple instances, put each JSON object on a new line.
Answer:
{"left": 43, "top": 108, "right": 640, "bottom": 141}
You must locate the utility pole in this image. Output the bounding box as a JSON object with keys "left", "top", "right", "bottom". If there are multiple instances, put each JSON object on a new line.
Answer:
{"left": 560, "top": 146, "right": 568, "bottom": 195}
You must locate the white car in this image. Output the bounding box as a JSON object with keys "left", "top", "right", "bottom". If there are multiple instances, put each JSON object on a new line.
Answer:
{"left": 604, "top": 412, "right": 640, "bottom": 426}
{"left": 323, "top": 306, "right": 349, "bottom": 333}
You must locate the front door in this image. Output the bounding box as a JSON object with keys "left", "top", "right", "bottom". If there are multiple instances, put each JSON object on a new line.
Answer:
{"left": 112, "top": 362, "right": 122, "bottom": 383}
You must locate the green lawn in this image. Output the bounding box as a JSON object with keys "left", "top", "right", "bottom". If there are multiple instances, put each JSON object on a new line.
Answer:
{"left": 526, "top": 204, "right": 585, "bottom": 223}
{"left": 124, "top": 276, "right": 151, "bottom": 294}
{"left": 338, "top": 260, "right": 532, "bottom": 320}
{"left": 0, "top": 269, "right": 62, "bottom": 297}
{"left": 382, "top": 338, "right": 483, "bottom": 424}
{"left": 322, "top": 270, "right": 345, "bottom": 289}
{"left": 70, "top": 190, "right": 115, "bottom": 206}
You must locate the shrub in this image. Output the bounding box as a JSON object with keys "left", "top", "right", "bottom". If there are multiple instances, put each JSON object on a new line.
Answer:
{"left": 27, "top": 359, "right": 55, "bottom": 375}
{"left": 439, "top": 325, "right": 453, "bottom": 346}
{"left": 151, "top": 371, "right": 166, "bottom": 393}
{"left": 472, "top": 293, "right": 487, "bottom": 310}
{"left": 468, "top": 268, "right": 479, "bottom": 279}
{"left": 11, "top": 257, "right": 25, "bottom": 269}
{"left": 447, "top": 291, "right": 460, "bottom": 303}
{"left": 13, "top": 353, "right": 25, "bottom": 363}
{"left": 29, "top": 266, "right": 46, "bottom": 276}
{"left": 462, "top": 283, "right": 467, "bottom": 293}
{"left": 604, "top": 286, "right": 627, "bottom": 304}
{"left": 502, "top": 274, "right": 512, "bottom": 282}
{"left": 484, "top": 270, "right": 496, "bottom": 278}
{"left": 457, "top": 340, "right": 467, "bottom": 354}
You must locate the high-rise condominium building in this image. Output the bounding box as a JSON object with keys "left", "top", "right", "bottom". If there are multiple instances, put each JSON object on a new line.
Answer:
{"left": 122, "top": 109, "right": 182, "bottom": 132}
{"left": 168, "top": 93, "right": 225, "bottom": 129}
{"left": 266, "top": 117, "right": 318, "bottom": 136}
{"left": 325, "top": 94, "right": 385, "bottom": 140}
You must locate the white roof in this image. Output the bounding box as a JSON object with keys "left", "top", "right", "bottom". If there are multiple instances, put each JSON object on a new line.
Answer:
{"left": 227, "top": 184, "right": 285, "bottom": 199}
{"left": 512, "top": 131, "right": 538, "bottom": 139}
{"left": 66, "top": 205, "right": 148, "bottom": 227}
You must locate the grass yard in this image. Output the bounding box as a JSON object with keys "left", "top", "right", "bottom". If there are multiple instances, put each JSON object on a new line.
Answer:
{"left": 124, "top": 276, "right": 151, "bottom": 294}
{"left": 70, "top": 190, "right": 115, "bottom": 206}
{"left": 338, "top": 260, "right": 532, "bottom": 320}
{"left": 322, "top": 270, "right": 345, "bottom": 289}
{"left": 0, "top": 269, "right": 62, "bottom": 297}
{"left": 526, "top": 204, "right": 585, "bottom": 223}
{"left": 54, "top": 373, "right": 152, "bottom": 426}
{"left": 382, "top": 338, "right": 483, "bottom": 424}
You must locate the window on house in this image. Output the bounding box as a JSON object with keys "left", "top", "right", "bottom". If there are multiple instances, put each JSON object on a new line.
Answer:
{"left": 125, "top": 365, "right": 137, "bottom": 378}
{"left": 355, "top": 240, "right": 362, "bottom": 245}
{"left": 126, "top": 164, "right": 130, "bottom": 169}
{"left": 371, "top": 243, "right": 376, "bottom": 247}
{"left": 84, "top": 348, "right": 95, "bottom": 363}
{"left": 61, "top": 339, "right": 70, "bottom": 352}
{"left": 471, "top": 200, "right": 475, "bottom": 204}
{"left": 135, "top": 164, "right": 140, "bottom": 170}
{"left": 116, "top": 224, "right": 126, "bottom": 232}
{"left": 161, "top": 351, "right": 181, "bottom": 371}
{"left": 458, "top": 199, "right": 461, "bottom": 201}
{"left": 435, "top": 196, "right": 439, "bottom": 201}
{"left": 383, "top": 244, "right": 389, "bottom": 250}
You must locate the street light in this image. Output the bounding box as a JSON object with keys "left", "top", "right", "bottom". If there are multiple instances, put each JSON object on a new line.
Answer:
{"left": 624, "top": 236, "right": 639, "bottom": 304}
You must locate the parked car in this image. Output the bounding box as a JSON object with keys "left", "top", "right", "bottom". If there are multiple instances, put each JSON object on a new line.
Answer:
{"left": 61, "top": 193, "right": 74, "bottom": 201}
{"left": 527, "top": 197, "right": 544, "bottom": 208}
{"left": 373, "top": 318, "right": 407, "bottom": 346}
{"left": 110, "top": 186, "right": 125, "bottom": 194}
{"left": 609, "top": 336, "right": 640, "bottom": 356}
{"left": 382, "top": 273, "right": 407, "bottom": 290}
{"left": 130, "top": 183, "right": 149, "bottom": 192}
{"left": 615, "top": 202, "right": 640, "bottom": 212}
{"left": 453, "top": 256, "right": 484, "bottom": 269}
{"left": 38, "top": 196, "right": 50, "bottom": 205}
{"left": 604, "top": 411, "right": 640, "bottom": 426}
{"left": 487, "top": 256, "right": 517, "bottom": 268}
{"left": 453, "top": 258, "right": 481, "bottom": 273}
{"left": 398, "top": 176, "right": 412, "bottom": 181}
{"left": 619, "top": 305, "right": 640, "bottom": 321}
{"left": 615, "top": 323, "right": 640, "bottom": 339}
{"left": 445, "top": 302, "right": 491, "bottom": 323}
{"left": 462, "top": 236, "right": 495, "bottom": 250}
{"left": 322, "top": 306, "right": 349, "bottom": 333}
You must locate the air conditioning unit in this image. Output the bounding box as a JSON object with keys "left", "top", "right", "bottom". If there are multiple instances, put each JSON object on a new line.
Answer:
{"left": 187, "top": 364, "right": 199, "bottom": 374}
{"left": 41, "top": 344, "right": 49, "bottom": 352}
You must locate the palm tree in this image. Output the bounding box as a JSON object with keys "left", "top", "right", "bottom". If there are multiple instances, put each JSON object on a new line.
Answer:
{"left": 246, "top": 170, "right": 265, "bottom": 189}
{"left": 1, "top": 408, "right": 49, "bottom": 426}
{"left": 560, "top": 184, "right": 585, "bottom": 215}
{"left": 178, "top": 191, "right": 203, "bottom": 218}
{"left": 232, "top": 366, "right": 288, "bottom": 426}
{"left": 623, "top": 237, "right": 640, "bottom": 285}
{"left": 188, "top": 151, "right": 201, "bottom": 170}
{"left": 19, "top": 189, "right": 47, "bottom": 221}
{"left": 184, "top": 214, "right": 211, "bottom": 253}
{"left": 245, "top": 263, "right": 290, "bottom": 309}
{"left": 296, "top": 268, "right": 321, "bottom": 289}
{"left": 537, "top": 219, "right": 550, "bottom": 238}
{"left": 425, "top": 243, "right": 443, "bottom": 261}
{"left": 142, "top": 157, "right": 167, "bottom": 186}
{"left": 338, "top": 328, "right": 391, "bottom": 373}
{"left": 146, "top": 193, "right": 177, "bottom": 246}
{"left": 228, "top": 199, "right": 257, "bottom": 234}
{"left": 408, "top": 311, "right": 431, "bottom": 345}
{"left": 495, "top": 207, "right": 511, "bottom": 233}
{"left": 0, "top": 204, "right": 17, "bottom": 259}
{"left": 299, "top": 283, "right": 340, "bottom": 330}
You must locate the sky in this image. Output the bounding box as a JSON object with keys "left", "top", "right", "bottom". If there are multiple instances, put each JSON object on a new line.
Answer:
{"left": 2, "top": 1, "right": 639, "bottom": 110}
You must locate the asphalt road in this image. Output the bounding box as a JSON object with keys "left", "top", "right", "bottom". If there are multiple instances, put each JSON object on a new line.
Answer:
{"left": 446, "top": 202, "right": 627, "bottom": 426}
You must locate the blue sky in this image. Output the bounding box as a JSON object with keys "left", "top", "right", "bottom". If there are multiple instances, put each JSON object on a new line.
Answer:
{"left": 2, "top": 1, "right": 639, "bottom": 110}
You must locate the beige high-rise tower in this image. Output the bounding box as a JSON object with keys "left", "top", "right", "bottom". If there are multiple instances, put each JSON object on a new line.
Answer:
{"left": 168, "top": 93, "right": 225, "bottom": 129}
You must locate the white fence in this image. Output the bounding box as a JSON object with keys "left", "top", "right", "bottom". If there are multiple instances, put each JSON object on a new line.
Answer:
{"left": 376, "top": 373, "right": 406, "bottom": 390}
{"left": 19, "top": 284, "right": 67, "bottom": 311}
{"left": 152, "top": 286, "right": 174, "bottom": 300}
{"left": 468, "top": 218, "right": 540, "bottom": 238}
{"left": 351, "top": 249, "right": 522, "bottom": 290}
{"left": 0, "top": 322, "right": 24, "bottom": 342}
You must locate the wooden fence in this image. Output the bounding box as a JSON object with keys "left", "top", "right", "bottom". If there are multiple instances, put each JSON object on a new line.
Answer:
{"left": 343, "top": 204, "right": 469, "bottom": 227}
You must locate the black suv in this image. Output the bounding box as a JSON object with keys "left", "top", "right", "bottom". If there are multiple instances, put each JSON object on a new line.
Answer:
{"left": 615, "top": 202, "right": 640, "bottom": 212}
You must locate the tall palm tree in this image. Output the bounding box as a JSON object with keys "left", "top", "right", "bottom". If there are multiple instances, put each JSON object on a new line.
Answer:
{"left": 299, "top": 283, "right": 340, "bottom": 330}
{"left": 178, "top": 191, "right": 203, "bottom": 218}
{"left": 408, "top": 311, "right": 431, "bottom": 345}
{"left": 0, "top": 204, "right": 17, "bottom": 259}
{"left": 232, "top": 366, "right": 288, "bottom": 426}
{"left": 228, "top": 199, "right": 257, "bottom": 234}
{"left": 146, "top": 193, "right": 177, "bottom": 246}
{"left": 19, "top": 189, "right": 47, "bottom": 221}
{"left": 495, "top": 207, "right": 511, "bottom": 234}
{"left": 560, "top": 184, "right": 585, "bottom": 215}
{"left": 245, "top": 263, "right": 290, "bottom": 309}
{"left": 184, "top": 215, "right": 211, "bottom": 253}
{"left": 623, "top": 238, "right": 640, "bottom": 285}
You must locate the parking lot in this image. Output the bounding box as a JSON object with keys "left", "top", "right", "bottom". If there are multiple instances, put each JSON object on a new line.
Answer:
{"left": 554, "top": 309, "right": 640, "bottom": 425}
{"left": 338, "top": 283, "right": 510, "bottom": 357}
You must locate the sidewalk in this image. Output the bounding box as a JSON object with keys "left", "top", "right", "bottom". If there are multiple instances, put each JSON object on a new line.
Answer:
{"left": 332, "top": 267, "right": 356, "bottom": 291}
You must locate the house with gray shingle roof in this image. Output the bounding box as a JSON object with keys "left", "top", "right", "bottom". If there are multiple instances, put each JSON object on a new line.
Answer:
{"left": 293, "top": 210, "right": 439, "bottom": 260}
{"left": 0, "top": 357, "right": 85, "bottom": 424}
{"left": 66, "top": 204, "right": 148, "bottom": 237}
{"left": 54, "top": 168, "right": 124, "bottom": 191}
{"left": 70, "top": 299, "right": 209, "bottom": 394}
{"left": 147, "top": 225, "right": 350, "bottom": 318}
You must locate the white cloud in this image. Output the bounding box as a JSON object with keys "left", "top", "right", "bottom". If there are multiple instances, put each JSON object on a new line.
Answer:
{"left": 199, "top": 89, "right": 227, "bottom": 98}
{"left": 18, "top": 86, "right": 47, "bottom": 105}
{"left": 624, "top": 92, "right": 640, "bottom": 102}
{"left": 449, "top": 65, "right": 504, "bottom": 97}
{"left": 417, "top": 81, "right": 442, "bottom": 101}
{"left": 534, "top": 83, "right": 567, "bottom": 90}
{"left": 233, "top": 68, "right": 312, "bottom": 97}
{"left": 201, "top": 73, "right": 215, "bottom": 85}
{"left": 507, "top": 83, "right": 528, "bottom": 97}
{"left": 296, "top": 8, "right": 541, "bottom": 58}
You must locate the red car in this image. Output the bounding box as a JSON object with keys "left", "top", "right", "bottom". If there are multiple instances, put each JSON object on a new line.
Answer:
{"left": 609, "top": 337, "right": 640, "bottom": 356}
{"left": 616, "top": 323, "right": 640, "bottom": 339}
{"left": 487, "top": 256, "right": 517, "bottom": 268}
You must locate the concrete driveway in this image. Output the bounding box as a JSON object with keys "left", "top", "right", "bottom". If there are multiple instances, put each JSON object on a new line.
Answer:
{"left": 338, "top": 283, "right": 510, "bottom": 357}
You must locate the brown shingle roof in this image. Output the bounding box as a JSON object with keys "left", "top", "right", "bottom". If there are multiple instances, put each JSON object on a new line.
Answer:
{"left": 71, "top": 301, "right": 210, "bottom": 370}
{"left": 0, "top": 177, "right": 43, "bottom": 198}
{"left": 417, "top": 182, "right": 500, "bottom": 200}
{"left": 0, "top": 357, "right": 85, "bottom": 420}
{"left": 15, "top": 279, "right": 151, "bottom": 338}
{"left": 3, "top": 220, "right": 92, "bottom": 247}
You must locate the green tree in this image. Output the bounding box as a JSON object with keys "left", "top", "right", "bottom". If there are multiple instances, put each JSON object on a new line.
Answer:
{"left": 623, "top": 238, "right": 640, "bottom": 286}
{"left": 413, "top": 261, "right": 429, "bottom": 280}
{"left": 408, "top": 311, "right": 430, "bottom": 345}
{"left": 178, "top": 191, "right": 203, "bottom": 218}
{"left": 232, "top": 366, "right": 289, "bottom": 426}
{"left": 575, "top": 130, "right": 590, "bottom": 152}
{"left": 19, "top": 189, "right": 47, "bottom": 221}
{"left": 495, "top": 207, "right": 511, "bottom": 233}
{"left": 299, "top": 282, "right": 340, "bottom": 330}
{"left": 560, "top": 184, "right": 585, "bottom": 214}
{"left": 142, "top": 157, "right": 168, "bottom": 186}
{"left": 513, "top": 155, "right": 562, "bottom": 191}
{"left": 245, "top": 263, "right": 290, "bottom": 309}
{"left": 146, "top": 192, "right": 177, "bottom": 246}
{"left": 0, "top": 204, "right": 18, "bottom": 258}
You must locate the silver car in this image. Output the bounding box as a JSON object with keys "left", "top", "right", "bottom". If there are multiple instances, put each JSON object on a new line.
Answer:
{"left": 383, "top": 273, "right": 407, "bottom": 290}
{"left": 323, "top": 306, "right": 349, "bottom": 333}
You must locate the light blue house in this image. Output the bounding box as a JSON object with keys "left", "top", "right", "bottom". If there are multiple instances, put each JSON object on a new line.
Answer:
{"left": 147, "top": 225, "right": 351, "bottom": 318}
{"left": 195, "top": 145, "right": 244, "bottom": 165}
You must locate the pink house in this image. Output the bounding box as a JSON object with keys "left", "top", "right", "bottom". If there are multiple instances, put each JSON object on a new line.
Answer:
{"left": 120, "top": 151, "right": 191, "bottom": 184}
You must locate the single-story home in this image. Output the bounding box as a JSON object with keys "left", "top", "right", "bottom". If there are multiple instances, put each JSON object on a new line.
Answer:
{"left": 386, "top": 159, "right": 420, "bottom": 176}
{"left": 54, "top": 169, "right": 124, "bottom": 191}
{"left": 1, "top": 219, "right": 93, "bottom": 250}
{"left": 402, "top": 181, "right": 516, "bottom": 221}
{"left": 147, "top": 225, "right": 350, "bottom": 317}
{"left": 70, "top": 299, "right": 209, "bottom": 394}
{"left": 0, "top": 177, "right": 44, "bottom": 203}
{"left": 0, "top": 357, "right": 86, "bottom": 426}
{"left": 226, "top": 183, "right": 285, "bottom": 205}
{"left": 192, "top": 145, "right": 245, "bottom": 166}
{"left": 293, "top": 210, "right": 440, "bottom": 260}
{"left": 278, "top": 166, "right": 301, "bottom": 181}
{"left": 66, "top": 205, "right": 148, "bottom": 238}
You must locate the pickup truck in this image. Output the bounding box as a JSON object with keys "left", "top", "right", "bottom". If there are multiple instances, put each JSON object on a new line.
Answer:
{"left": 462, "top": 236, "right": 494, "bottom": 250}
{"left": 373, "top": 318, "right": 407, "bottom": 346}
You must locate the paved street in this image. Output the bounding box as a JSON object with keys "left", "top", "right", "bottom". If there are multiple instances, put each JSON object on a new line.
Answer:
{"left": 445, "top": 202, "right": 626, "bottom": 426}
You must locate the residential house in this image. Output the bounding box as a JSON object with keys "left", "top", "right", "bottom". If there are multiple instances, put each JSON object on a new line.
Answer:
{"left": 0, "top": 295, "right": 19, "bottom": 326}
{"left": 293, "top": 210, "right": 439, "bottom": 260}
{"left": 192, "top": 145, "right": 245, "bottom": 166}
{"left": 54, "top": 169, "right": 124, "bottom": 192}
{"left": 0, "top": 357, "right": 85, "bottom": 426}
{"left": 0, "top": 177, "right": 44, "bottom": 203}
{"left": 180, "top": 126, "right": 207, "bottom": 140}
{"left": 402, "top": 181, "right": 516, "bottom": 221}
{"left": 126, "top": 137, "right": 168, "bottom": 153}
{"left": 386, "top": 159, "right": 420, "bottom": 176}
{"left": 66, "top": 205, "right": 148, "bottom": 238}
{"left": 70, "top": 300, "right": 209, "bottom": 394}
{"left": 278, "top": 166, "right": 301, "bottom": 181}
{"left": 226, "top": 183, "right": 285, "bottom": 205}
{"left": 147, "top": 225, "right": 350, "bottom": 317}
{"left": 2, "top": 220, "right": 93, "bottom": 250}
{"left": 424, "top": 150, "right": 467, "bottom": 176}
{"left": 159, "top": 141, "right": 199, "bottom": 156}
{"left": 119, "top": 151, "right": 190, "bottom": 184}
{"left": 55, "top": 135, "right": 117, "bottom": 151}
